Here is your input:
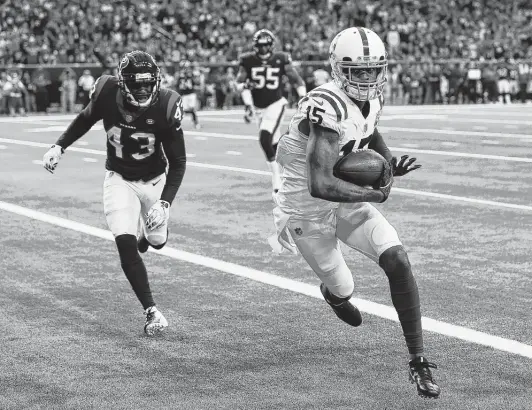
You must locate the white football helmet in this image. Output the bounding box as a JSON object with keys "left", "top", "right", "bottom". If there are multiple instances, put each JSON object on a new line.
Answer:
{"left": 329, "top": 27, "right": 388, "bottom": 101}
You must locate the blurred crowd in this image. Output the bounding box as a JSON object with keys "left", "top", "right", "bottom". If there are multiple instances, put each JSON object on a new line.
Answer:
{"left": 1, "top": 0, "right": 532, "bottom": 113}
{"left": 1, "top": 0, "right": 531, "bottom": 64}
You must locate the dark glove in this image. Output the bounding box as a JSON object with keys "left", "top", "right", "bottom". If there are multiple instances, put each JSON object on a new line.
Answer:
{"left": 391, "top": 155, "right": 421, "bottom": 176}
{"left": 375, "top": 159, "right": 394, "bottom": 203}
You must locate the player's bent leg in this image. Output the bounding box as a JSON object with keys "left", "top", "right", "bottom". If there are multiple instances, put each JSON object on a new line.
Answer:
{"left": 379, "top": 245, "right": 423, "bottom": 356}
{"left": 260, "top": 99, "right": 287, "bottom": 192}
{"left": 336, "top": 203, "right": 439, "bottom": 397}
{"left": 115, "top": 234, "right": 155, "bottom": 311}
{"left": 288, "top": 215, "right": 362, "bottom": 327}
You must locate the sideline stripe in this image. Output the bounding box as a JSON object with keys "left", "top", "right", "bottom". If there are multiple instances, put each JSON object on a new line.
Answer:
{"left": 1, "top": 200, "right": 531, "bottom": 359}
{"left": 1, "top": 137, "right": 532, "bottom": 212}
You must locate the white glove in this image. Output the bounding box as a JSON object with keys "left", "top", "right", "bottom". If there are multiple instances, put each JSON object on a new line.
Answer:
{"left": 146, "top": 200, "right": 170, "bottom": 231}
{"left": 43, "top": 145, "right": 64, "bottom": 174}
{"left": 296, "top": 85, "right": 307, "bottom": 98}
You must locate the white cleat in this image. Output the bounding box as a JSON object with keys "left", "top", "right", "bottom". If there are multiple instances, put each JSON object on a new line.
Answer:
{"left": 144, "top": 306, "right": 168, "bottom": 336}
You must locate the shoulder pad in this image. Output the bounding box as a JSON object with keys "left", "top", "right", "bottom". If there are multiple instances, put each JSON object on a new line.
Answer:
{"left": 160, "top": 89, "right": 184, "bottom": 127}
{"left": 89, "top": 74, "right": 116, "bottom": 102}
{"left": 305, "top": 89, "right": 348, "bottom": 122}
{"left": 239, "top": 52, "right": 255, "bottom": 66}
{"left": 299, "top": 89, "right": 346, "bottom": 134}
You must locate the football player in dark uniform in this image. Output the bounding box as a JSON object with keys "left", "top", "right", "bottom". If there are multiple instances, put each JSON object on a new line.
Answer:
{"left": 497, "top": 61, "right": 511, "bottom": 104}
{"left": 176, "top": 60, "right": 201, "bottom": 129}
{"left": 42, "top": 51, "right": 187, "bottom": 336}
{"left": 236, "top": 29, "right": 307, "bottom": 193}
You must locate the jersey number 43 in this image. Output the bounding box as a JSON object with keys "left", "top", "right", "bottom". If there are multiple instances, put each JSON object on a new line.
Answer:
{"left": 107, "top": 126, "right": 155, "bottom": 160}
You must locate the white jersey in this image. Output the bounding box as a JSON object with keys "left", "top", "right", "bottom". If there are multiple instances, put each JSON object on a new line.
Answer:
{"left": 275, "top": 81, "right": 383, "bottom": 216}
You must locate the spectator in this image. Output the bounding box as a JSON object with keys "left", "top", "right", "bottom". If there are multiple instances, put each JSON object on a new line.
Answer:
{"left": 59, "top": 67, "right": 77, "bottom": 113}
{"left": 3, "top": 72, "right": 27, "bottom": 116}
{"left": 33, "top": 67, "right": 51, "bottom": 113}
{"left": 77, "top": 69, "right": 95, "bottom": 108}
{"left": 22, "top": 71, "right": 37, "bottom": 113}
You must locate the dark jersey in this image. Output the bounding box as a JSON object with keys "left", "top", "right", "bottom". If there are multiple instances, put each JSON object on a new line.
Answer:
{"left": 176, "top": 72, "right": 199, "bottom": 95}
{"left": 239, "top": 51, "right": 291, "bottom": 108}
{"left": 84, "top": 75, "right": 184, "bottom": 181}
{"left": 497, "top": 65, "right": 509, "bottom": 80}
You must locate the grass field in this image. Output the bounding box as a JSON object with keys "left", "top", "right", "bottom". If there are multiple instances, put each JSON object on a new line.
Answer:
{"left": 0, "top": 103, "right": 531, "bottom": 410}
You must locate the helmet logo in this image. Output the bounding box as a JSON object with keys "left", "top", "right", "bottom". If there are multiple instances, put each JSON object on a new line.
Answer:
{"left": 119, "top": 56, "right": 129, "bottom": 70}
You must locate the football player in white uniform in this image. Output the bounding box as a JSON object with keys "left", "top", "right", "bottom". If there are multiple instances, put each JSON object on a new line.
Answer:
{"left": 272, "top": 27, "right": 440, "bottom": 398}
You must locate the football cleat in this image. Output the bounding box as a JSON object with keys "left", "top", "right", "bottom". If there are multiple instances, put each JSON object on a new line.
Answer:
{"left": 144, "top": 306, "right": 168, "bottom": 336}
{"left": 320, "top": 283, "right": 362, "bottom": 327}
{"left": 408, "top": 357, "right": 441, "bottom": 398}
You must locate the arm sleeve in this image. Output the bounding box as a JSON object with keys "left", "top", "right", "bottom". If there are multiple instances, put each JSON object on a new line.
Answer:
{"left": 368, "top": 127, "right": 393, "bottom": 163}
{"left": 56, "top": 100, "right": 102, "bottom": 150}
{"left": 160, "top": 127, "right": 187, "bottom": 204}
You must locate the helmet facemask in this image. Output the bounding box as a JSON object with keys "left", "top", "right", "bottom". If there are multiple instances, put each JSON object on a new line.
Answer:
{"left": 118, "top": 52, "right": 161, "bottom": 108}
{"left": 331, "top": 57, "right": 387, "bottom": 101}
{"left": 120, "top": 73, "right": 160, "bottom": 107}
{"left": 253, "top": 30, "right": 275, "bottom": 60}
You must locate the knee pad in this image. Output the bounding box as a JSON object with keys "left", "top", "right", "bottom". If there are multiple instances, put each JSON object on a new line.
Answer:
{"left": 115, "top": 234, "right": 141, "bottom": 265}
{"left": 379, "top": 245, "right": 411, "bottom": 276}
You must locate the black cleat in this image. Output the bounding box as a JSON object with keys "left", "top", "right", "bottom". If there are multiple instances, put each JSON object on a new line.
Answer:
{"left": 138, "top": 235, "right": 150, "bottom": 254}
{"left": 408, "top": 357, "right": 441, "bottom": 398}
{"left": 320, "top": 283, "right": 362, "bottom": 327}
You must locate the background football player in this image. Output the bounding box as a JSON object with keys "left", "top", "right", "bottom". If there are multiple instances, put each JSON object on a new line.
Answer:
{"left": 176, "top": 60, "right": 201, "bottom": 129}
{"left": 236, "top": 29, "right": 307, "bottom": 193}
{"left": 272, "top": 28, "right": 440, "bottom": 398}
{"left": 42, "top": 51, "right": 187, "bottom": 336}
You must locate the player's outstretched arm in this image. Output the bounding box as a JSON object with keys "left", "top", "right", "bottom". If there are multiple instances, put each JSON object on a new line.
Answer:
{"left": 43, "top": 100, "right": 102, "bottom": 173}
{"left": 55, "top": 100, "right": 102, "bottom": 150}
{"left": 307, "top": 123, "right": 385, "bottom": 203}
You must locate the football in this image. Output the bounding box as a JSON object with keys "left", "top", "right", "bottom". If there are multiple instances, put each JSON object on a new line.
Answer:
{"left": 333, "top": 149, "right": 386, "bottom": 187}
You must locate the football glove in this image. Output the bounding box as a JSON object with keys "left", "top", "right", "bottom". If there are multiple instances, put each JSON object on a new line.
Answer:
{"left": 146, "top": 200, "right": 170, "bottom": 231}
{"left": 43, "top": 144, "right": 64, "bottom": 174}
{"left": 391, "top": 155, "right": 421, "bottom": 177}
{"left": 375, "top": 160, "right": 394, "bottom": 203}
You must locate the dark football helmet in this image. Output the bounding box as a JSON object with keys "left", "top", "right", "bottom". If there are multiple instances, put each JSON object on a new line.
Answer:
{"left": 253, "top": 29, "right": 275, "bottom": 60}
{"left": 117, "top": 50, "right": 161, "bottom": 107}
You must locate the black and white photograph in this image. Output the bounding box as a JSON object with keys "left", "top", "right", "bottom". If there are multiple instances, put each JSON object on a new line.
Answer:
{"left": 0, "top": 0, "right": 530, "bottom": 408}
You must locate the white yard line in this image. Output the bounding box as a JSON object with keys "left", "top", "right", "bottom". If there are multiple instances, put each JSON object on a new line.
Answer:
{"left": 1, "top": 137, "right": 531, "bottom": 211}
{"left": 0, "top": 200, "right": 531, "bottom": 359}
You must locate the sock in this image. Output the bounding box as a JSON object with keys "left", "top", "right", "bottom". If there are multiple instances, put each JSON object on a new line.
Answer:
{"left": 380, "top": 246, "right": 424, "bottom": 355}
{"left": 259, "top": 130, "right": 275, "bottom": 161}
{"left": 190, "top": 110, "right": 198, "bottom": 125}
{"left": 115, "top": 234, "right": 155, "bottom": 310}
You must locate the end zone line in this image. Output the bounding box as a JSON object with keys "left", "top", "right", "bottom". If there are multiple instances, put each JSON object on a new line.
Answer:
{"left": 1, "top": 200, "right": 531, "bottom": 359}
{"left": 1, "top": 137, "right": 532, "bottom": 212}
